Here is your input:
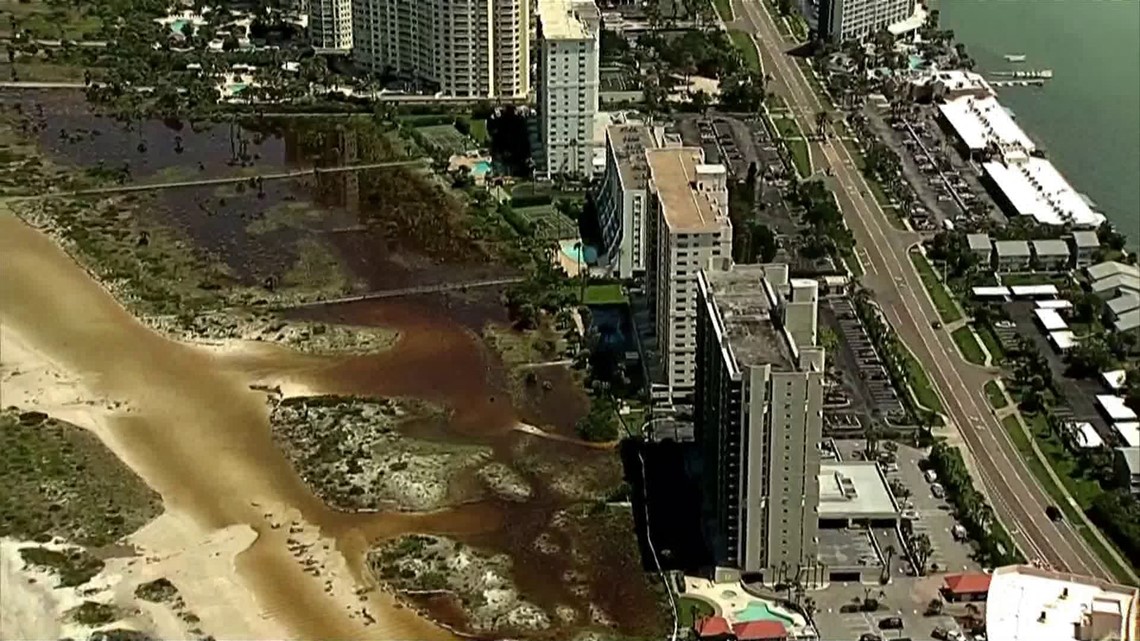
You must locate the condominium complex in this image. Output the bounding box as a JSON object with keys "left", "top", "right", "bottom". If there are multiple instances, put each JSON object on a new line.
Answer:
{"left": 535, "top": 0, "right": 601, "bottom": 178}
{"left": 596, "top": 123, "right": 657, "bottom": 278}
{"left": 309, "top": 0, "right": 353, "bottom": 50}
{"left": 695, "top": 262, "right": 825, "bottom": 579}
{"left": 645, "top": 147, "right": 732, "bottom": 401}
{"left": 812, "top": 0, "right": 914, "bottom": 41}
{"left": 351, "top": 0, "right": 529, "bottom": 98}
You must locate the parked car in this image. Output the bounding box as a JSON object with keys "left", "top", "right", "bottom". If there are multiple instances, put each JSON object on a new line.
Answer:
{"left": 1046, "top": 505, "right": 1063, "bottom": 522}
{"left": 924, "top": 470, "right": 938, "bottom": 483}
{"left": 932, "top": 483, "right": 946, "bottom": 498}
{"left": 879, "top": 616, "right": 904, "bottom": 630}
{"left": 860, "top": 634, "right": 883, "bottom": 641}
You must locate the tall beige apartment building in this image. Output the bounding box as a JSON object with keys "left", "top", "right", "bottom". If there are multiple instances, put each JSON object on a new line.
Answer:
{"left": 535, "top": 0, "right": 600, "bottom": 178}
{"left": 351, "top": 0, "right": 529, "bottom": 98}
{"left": 644, "top": 147, "right": 732, "bottom": 402}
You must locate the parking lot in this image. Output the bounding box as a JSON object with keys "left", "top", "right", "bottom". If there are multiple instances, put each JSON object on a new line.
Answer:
{"left": 814, "top": 439, "right": 980, "bottom": 640}
{"left": 826, "top": 298, "right": 907, "bottom": 422}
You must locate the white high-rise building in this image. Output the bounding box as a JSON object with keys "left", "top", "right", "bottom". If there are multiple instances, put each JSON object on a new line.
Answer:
{"left": 812, "top": 0, "right": 914, "bottom": 41}
{"left": 352, "top": 0, "right": 529, "bottom": 98}
{"left": 596, "top": 123, "right": 656, "bottom": 278}
{"left": 535, "top": 0, "right": 600, "bottom": 179}
{"left": 309, "top": 0, "right": 353, "bottom": 50}
{"left": 696, "top": 262, "right": 825, "bottom": 581}
{"left": 645, "top": 147, "right": 732, "bottom": 401}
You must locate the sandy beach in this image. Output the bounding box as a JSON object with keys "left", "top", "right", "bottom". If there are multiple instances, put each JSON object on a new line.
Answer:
{"left": 0, "top": 207, "right": 457, "bottom": 640}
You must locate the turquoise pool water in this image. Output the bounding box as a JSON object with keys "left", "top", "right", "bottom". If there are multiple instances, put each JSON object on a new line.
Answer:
{"left": 735, "top": 601, "right": 793, "bottom": 627}
{"left": 908, "top": 54, "right": 924, "bottom": 70}
{"left": 170, "top": 19, "right": 189, "bottom": 34}
{"left": 560, "top": 241, "right": 595, "bottom": 264}
{"left": 472, "top": 160, "right": 492, "bottom": 177}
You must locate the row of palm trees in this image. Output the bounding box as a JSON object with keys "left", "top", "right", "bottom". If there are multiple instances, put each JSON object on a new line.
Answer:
{"left": 928, "top": 441, "right": 1020, "bottom": 567}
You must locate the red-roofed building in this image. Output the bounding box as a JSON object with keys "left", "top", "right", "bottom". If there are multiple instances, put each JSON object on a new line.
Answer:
{"left": 732, "top": 620, "right": 788, "bottom": 641}
{"left": 942, "top": 572, "right": 992, "bottom": 602}
{"left": 694, "top": 615, "right": 732, "bottom": 639}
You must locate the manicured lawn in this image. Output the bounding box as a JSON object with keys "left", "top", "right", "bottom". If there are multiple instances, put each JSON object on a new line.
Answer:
{"left": 999, "top": 273, "right": 1070, "bottom": 287}
{"left": 729, "top": 30, "right": 761, "bottom": 73}
{"left": 580, "top": 283, "right": 627, "bottom": 305}
{"left": 976, "top": 324, "right": 1005, "bottom": 364}
{"left": 900, "top": 345, "right": 943, "bottom": 414}
{"left": 909, "top": 251, "right": 963, "bottom": 323}
{"left": 1000, "top": 413, "right": 1137, "bottom": 584}
{"left": 984, "top": 380, "right": 1008, "bottom": 409}
{"left": 678, "top": 596, "right": 716, "bottom": 627}
{"left": 469, "top": 119, "right": 489, "bottom": 145}
{"left": 713, "top": 0, "right": 733, "bottom": 21}
{"left": 841, "top": 245, "right": 864, "bottom": 279}
{"left": 415, "top": 124, "right": 469, "bottom": 155}
{"left": 770, "top": 115, "right": 811, "bottom": 177}
{"left": 952, "top": 326, "right": 986, "bottom": 365}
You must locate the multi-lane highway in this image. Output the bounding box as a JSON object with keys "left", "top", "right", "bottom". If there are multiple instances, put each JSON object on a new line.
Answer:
{"left": 728, "top": 0, "right": 1125, "bottom": 580}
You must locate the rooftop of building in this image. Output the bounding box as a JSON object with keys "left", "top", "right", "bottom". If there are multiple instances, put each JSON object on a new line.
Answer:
{"left": 1031, "top": 238, "right": 1071, "bottom": 256}
{"left": 967, "top": 232, "right": 991, "bottom": 251}
{"left": 607, "top": 122, "right": 654, "bottom": 189}
{"left": 646, "top": 146, "right": 728, "bottom": 232}
{"left": 986, "top": 565, "right": 1140, "bottom": 641}
{"left": 983, "top": 157, "right": 1106, "bottom": 228}
{"left": 536, "top": 0, "right": 598, "bottom": 40}
{"left": 994, "top": 239, "right": 1031, "bottom": 257}
{"left": 1118, "top": 447, "right": 1140, "bottom": 474}
{"left": 702, "top": 264, "right": 795, "bottom": 371}
{"left": 1087, "top": 260, "right": 1140, "bottom": 282}
{"left": 1072, "top": 230, "right": 1100, "bottom": 248}
{"left": 938, "top": 94, "right": 1036, "bottom": 152}
{"left": 818, "top": 461, "right": 899, "bottom": 518}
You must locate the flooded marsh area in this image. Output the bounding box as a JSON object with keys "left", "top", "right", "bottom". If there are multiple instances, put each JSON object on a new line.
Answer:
{"left": 0, "top": 89, "right": 666, "bottom": 640}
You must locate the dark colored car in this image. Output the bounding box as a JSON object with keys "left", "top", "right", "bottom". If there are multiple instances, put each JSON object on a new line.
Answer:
{"left": 879, "top": 616, "right": 904, "bottom": 630}
{"left": 1046, "top": 505, "right": 1063, "bottom": 522}
{"left": 859, "top": 634, "right": 883, "bottom": 641}
{"left": 932, "top": 320, "right": 943, "bottom": 329}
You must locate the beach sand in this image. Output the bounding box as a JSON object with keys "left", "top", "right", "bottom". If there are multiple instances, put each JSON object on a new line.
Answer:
{"left": 0, "top": 208, "right": 455, "bottom": 640}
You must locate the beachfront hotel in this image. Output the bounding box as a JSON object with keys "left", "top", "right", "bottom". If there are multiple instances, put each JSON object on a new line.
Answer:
{"left": 695, "top": 262, "right": 825, "bottom": 582}
{"left": 810, "top": 0, "right": 915, "bottom": 42}
{"left": 309, "top": 0, "right": 353, "bottom": 50}
{"left": 535, "top": 0, "right": 601, "bottom": 179}
{"left": 350, "top": 0, "right": 530, "bottom": 99}
{"left": 644, "top": 147, "right": 732, "bottom": 403}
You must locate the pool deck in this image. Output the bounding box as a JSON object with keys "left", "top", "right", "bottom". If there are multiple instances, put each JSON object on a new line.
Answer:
{"left": 682, "top": 576, "right": 816, "bottom": 637}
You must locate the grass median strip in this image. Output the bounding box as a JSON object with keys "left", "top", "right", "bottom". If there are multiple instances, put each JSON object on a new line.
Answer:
{"left": 729, "top": 30, "right": 761, "bottom": 74}
{"left": 909, "top": 250, "right": 962, "bottom": 323}
{"left": 1000, "top": 414, "right": 1137, "bottom": 583}
{"left": 900, "top": 344, "right": 943, "bottom": 414}
{"left": 984, "top": 380, "right": 1008, "bottom": 409}
{"left": 770, "top": 115, "right": 811, "bottom": 177}
{"left": 713, "top": 0, "right": 733, "bottom": 20}
{"left": 977, "top": 324, "right": 1005, "bottom": 364}
{"left": 952, "top": 326, "right": 986, "bottom": 365}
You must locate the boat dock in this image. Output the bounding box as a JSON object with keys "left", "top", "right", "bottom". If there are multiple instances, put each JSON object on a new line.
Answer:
{"left": 992, "top": 79, "right": 1045, "bottom": 88}
{"left": 993, "top": 69, "right": 1054, "bottom": 79}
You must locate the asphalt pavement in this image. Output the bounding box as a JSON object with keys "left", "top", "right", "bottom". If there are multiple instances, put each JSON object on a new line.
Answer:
{"left": 728, "top": 0, "right": 1119, "bottom": 581}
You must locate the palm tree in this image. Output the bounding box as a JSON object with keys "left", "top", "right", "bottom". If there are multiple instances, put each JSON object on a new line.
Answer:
{"left": 881, "top": 544, "right": 895, "bottom": 584}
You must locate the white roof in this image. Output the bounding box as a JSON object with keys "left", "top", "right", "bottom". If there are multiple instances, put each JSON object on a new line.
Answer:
{"left": 939, "top": 95, "right": 1036, "bottom": 152}
{"left": 983, "top": 158, "right": 1106, "bottom": 228}
{"left": 537, "top": 0, "right": 598, "bottom": 40}
{"left": 994, "top": 239, "right": 1031, "bottom": 257}
{"left": 1087, "top": 261, "right": 1140, "bottom": 281}
{"left": 1116, "top": 422, "right": 1140, "bottom": 447}
{"left": 1070, "top": 422, "right": 1103, "bottom": 448}
{"left": 973, "top": 286, "right": 1011, "bottom": 297}
{"left": 1093, "top": 273, "right": 1140, "bottom": 295}
{"left": 1071, "top": 230, "right": 1100, "bottom": 249}
{"left": 1049, "top": 330, "right": 1076, "bottom": 350}
{"left": 1035, "top": 308, "right": 1068, "bottom": 330}
{"left": 1102, "top": 369, "right": 1127, "bottom": 391}
{"left": 985, "top": 565, "right": 1139, "bottom": 641}
{"left": 818, "top": 462, "right": 898, "bottom": 517}
{"left": 1115, "top": 309, "right": 1140, "bottom": 332}
{"left": 1108, "top": 292, "right": 1140, "bottom": 315}
{"left": 1011, "top": 284, "right": 1059, "bottom": 297}
{"left": 1036, "top": 299, "right": 1072, "bottom": 309}
{"left": 1098, "top": 395, "right": 1139, "bottom": 422}
{"left": 967, "top": 233, "right": 992, "bottom": 251}
{"left": 1031, "top": 239, "right": 1071, "bottom": 257}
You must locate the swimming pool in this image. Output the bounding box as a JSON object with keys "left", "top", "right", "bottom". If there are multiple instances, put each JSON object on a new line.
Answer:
{"left": 560, "top": 240, "right": 595, "bottom": 264}
{"left": 735, "top": 600, "right": 794, "bottom": 627}
{"left": 472, "top": 160, "right": 492, "bottom": 177}
{"left": 170, "top": 19, "right": 189, "bottom": 34}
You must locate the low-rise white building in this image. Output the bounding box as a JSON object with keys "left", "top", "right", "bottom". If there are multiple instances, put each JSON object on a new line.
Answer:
{"left": 646, "top": 147, "right": 731, "bottom": 401}
{"left": 1071, "top": 230, "right": 1100, "bottom": 266}
{"left": 994, "top": 239, "right": 1031, "bottom": 272}
{"left": 985, "top": 565, "right": 1139, "bottom": 641}
{"left": 1031, "top": 239, "right": 1071, "bottom": 271}
{"left": 967, "top": 232, "right": 992, "bottom": 267}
